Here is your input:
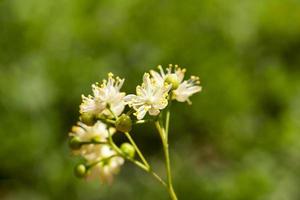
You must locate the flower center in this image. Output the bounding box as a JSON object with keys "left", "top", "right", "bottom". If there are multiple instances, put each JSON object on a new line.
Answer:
{"left": 145, "top": 97, "right": 155, "bottom": 105}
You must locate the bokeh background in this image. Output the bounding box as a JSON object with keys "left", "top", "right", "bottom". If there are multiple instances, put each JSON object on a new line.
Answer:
{"left": 1, "top": 0, "right": 300, "bottom": 199}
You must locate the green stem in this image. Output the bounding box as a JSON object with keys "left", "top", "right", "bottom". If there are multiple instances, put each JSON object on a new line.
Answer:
{"left": 107, "top": 129, "right": 166, "bottom": 187}
{"left": 165, "top": 110, "right": 170, "bottom": 139}
{"left": 97, "top": 117, "right": 115, "bottom": 125}
{"left": 80, "top": 141, "right": 107, "bottom": 145}
{"left": 126, "top": 108, "right": 135, "bottom": 116}
{"left": 87, "top": 155, "right": 117, "bottom": 169}
{"left": 107, "top": 105, "right": 117, "bottom": 119}
{"left": 127, "top": 158, "right": 167, "bottom": 187}
{"left": 155, "top": 120, "right": 178, "bottom": 200}
{"left": 124, "top": 132, "right": 150, "bottom": 168}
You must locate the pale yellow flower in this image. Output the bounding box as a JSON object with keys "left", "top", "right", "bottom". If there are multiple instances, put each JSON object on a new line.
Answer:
{"left": 69, "top": 121, "right": 115, "bottom": 160}
{"left": 80, "top": 73, "right": 126, "bottom": 117}
{"left": 86, "top": 145, "right": 124, "bottom": 183}
{"left": 70, "top": 121, "right": 124, "bottom": 183}
{"left": 124, "top": 73, "right": 171, "bottom": 120}
{"left": 150, "top": 64, "right": 202, "bottom": 104}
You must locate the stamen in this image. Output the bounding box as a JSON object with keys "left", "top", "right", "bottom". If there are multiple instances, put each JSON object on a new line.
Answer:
{"left": 108, "top": 72, "right": 114, "bottom": 77}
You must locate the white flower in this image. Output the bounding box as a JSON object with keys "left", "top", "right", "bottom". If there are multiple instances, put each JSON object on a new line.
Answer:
{"left": 70, "top": 121, "right": 124, "bottom": 183}
{"left": 69, "top": 121, "right": 115, "bottom": 160}
{"left": 150, "top": 64, "right": 202, "bottom": 104}
{"left": 87, "top": 145, "right": 124, "bottom": 183}
{"left": 80, "top": 73, "right": 126, "bottom": 117}
{"left": 124, "top": 73, "right": 171, "bottom": 120}
{"left": 80, "top": 95, "right": 105, "bottom": 115}
{"left": 70, "top": 121, "right": 111, "bottom": 142}
{"left": 150, "top": 64, "right": 185, "bottom": 87}
{"left": 173, "top": 76, "right": 201, "bottom": 104}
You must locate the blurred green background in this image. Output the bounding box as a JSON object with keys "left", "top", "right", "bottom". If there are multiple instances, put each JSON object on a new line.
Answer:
{"left": 1, "top": 0, "right": 300, "bottom": 199}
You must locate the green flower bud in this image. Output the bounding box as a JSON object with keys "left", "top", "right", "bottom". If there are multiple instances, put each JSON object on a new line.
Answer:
{"left": 74, "top": 164, "right": 87, "bottom": 178}
{"left": 165, "top": 74, "right": 179, "bottom": 89}
{"left": 120, "top": 143, "right": 135, "bottom": 158}
{"left": 115, "top": 114, "right": 132, "bottom": 133}
{"left": 91, "top": 136, "right": 102, "bottom": 143}
{"left": 80, "top": 113, "right": 96, "bottom": 126}
{"left": 69, "top": 136, "right": 81, "bottom": 150}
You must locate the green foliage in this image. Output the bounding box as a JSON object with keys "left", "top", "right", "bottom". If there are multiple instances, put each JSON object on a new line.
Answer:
{"left": 1, "top": 0, "right": 300, "bottom": 199}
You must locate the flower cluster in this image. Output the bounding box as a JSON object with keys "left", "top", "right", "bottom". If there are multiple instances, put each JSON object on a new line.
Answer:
{"left": 125, "top": 64, "right": 201, "bottom": 119}
{"left": 68, "top": 64, "right": 201, "bottom": 184}
{"left": 69, "top": 121, "right": 125, "bottom": 183}
{"left": 80, "top": 73, "right": 125, "bottom": 118}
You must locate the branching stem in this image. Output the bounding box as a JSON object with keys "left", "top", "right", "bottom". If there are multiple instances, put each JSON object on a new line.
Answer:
{"left": 107, "top": 129, "right": 166, "bottom": 188}
{"left": 155, "top": 110, "right": 178, "bottom": 200}
{"left": 124, "top": 132, "right": 150, "bottom": 168}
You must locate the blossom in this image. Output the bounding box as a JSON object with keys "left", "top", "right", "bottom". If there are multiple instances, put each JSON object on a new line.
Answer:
{"left": 124, "top": 73, "right": 171, "bottom": 120}
{"left": 69, "top": 121, "right": 124, "bottom": 182}
{"left": 172, "top": 75, "right": 201, "bottom": 104}
{"left": 69, "top": 121, "right": 114, "bottom": 159}
{"left": 70, "top": 121, "right": 110, "bottom": 142}
{"left": 86, "top": 145, "right": 124, "bottom": 183}
{"left": 150, "top": 64, "right": 185, "bottom": 88}
{"left": 150, "top": 64, "right": 202, "bottom": 104}
{"left": 80, "top": 73, "right": 126, "bottom": 118}
{"left": 69, "top": 68, "right": 202, "bottom": 186}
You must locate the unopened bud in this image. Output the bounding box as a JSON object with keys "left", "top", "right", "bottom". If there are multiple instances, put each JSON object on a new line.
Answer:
{"left": 165, "top": 74, "right": 179, "bottom": 89}
{"left": 120, "top": 143, "right": 135, "bottom": 158}
{"left": 74, "top": 164, "right": 87, "bottom": 178}
{"left": 80, "top": 113, "right": 96, "bottom": 126}
{"left": 91, "top": 136, "right": 102, "bottom": 143}
{"left": 115, "top": 114, "right": 132, "bottom": 133}
{"left": 69, "top": 136, "right": 81, "bottom": 150}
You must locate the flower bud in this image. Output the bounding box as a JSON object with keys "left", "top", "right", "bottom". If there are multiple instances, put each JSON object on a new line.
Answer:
{"left": 165, "top": 74, "right": 179, "bottom": 89}
{"left": 69, "top": 136, "right": 81, "bottom": 150}
{"left": 115, "top": 114, "right": 132, "bottom": 133}
{"left": 74, "top": 164, "right": 87, "bottom": 178}
{"left": 80, "top": 113, "right": 96, "bottom": 126}
{"left": 120, "top": 143, "right": 135, "bottom": 158}
{"left": 91, "top": 136, "right": 102, "bottom": 143}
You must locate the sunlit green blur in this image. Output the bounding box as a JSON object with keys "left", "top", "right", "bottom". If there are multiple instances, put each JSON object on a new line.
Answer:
{"left": 1, "top": 0, "right": 300, "bottom": 199}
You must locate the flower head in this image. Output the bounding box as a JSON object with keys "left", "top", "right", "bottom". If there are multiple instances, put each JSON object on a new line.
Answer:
{"left": 80, "top": 73, "right": 126, "bottom": 118}
{"left": 86, "top": 145, "right": 124, "bottom": 183}
{"left": 69, "top": 121, "right": 114, "bottom": 159}
{"left": 69, "top": 121, "right": 124, "bottom": 182}
{"left": 150, "top": 64, "right": 202, "bottom": 104}
{"left": 69, "top": 121, "right": 112, "bottom": 144}
{"left": 173, "top": 75, "right": 201, "bottom": 104}
{"left": 150, "top": 64, "right": 185, "bottom": 88}
{"left": 124, "top": 73, "right": 171, "bottom": 120}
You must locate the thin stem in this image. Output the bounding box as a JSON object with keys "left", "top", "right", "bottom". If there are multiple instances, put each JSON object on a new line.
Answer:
{"left": 126, "top": 108, "right": 135, "bottom": 116}
{"left": 107, "top": 132, "right": 122, "bottom": 156}
{"left": 155, "top": 121, "right": 166, "bottom": 141}
{"left": 155, "top": 120, "right": 178, "bottom": 200}
{"left": 164, "top": 110, "right": 178, "bottom": 200}
{"left": 165, "top": 110, "right": 170, "bottom": 139}
{"left": 107, "top": 129, "right": 166, "bottom": 187}
{"left": 107, "top": 105, "right": 117, "bottom": 119}
{"left": 124, "top": 132, "right": 150, "bottom": 168}
{"left": 97, "top": 117, "right": 115, "bottom": 125}
{"left": 126, "top": 157, "right": 167, "bottom": 187}
{"left": 126, "top": 157, "right": 148, "bottom": 171}
{"left": 87, "top": 155, "right": 117, "bottom": 169}
{"left": 164, "top": 110, "right": 172, "bottom": 187}
{"left": 150, "top": 170, "right": 167, "bottom": 187}
{"left": 80, "top": 141, "right": 107, "bottom": 145}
